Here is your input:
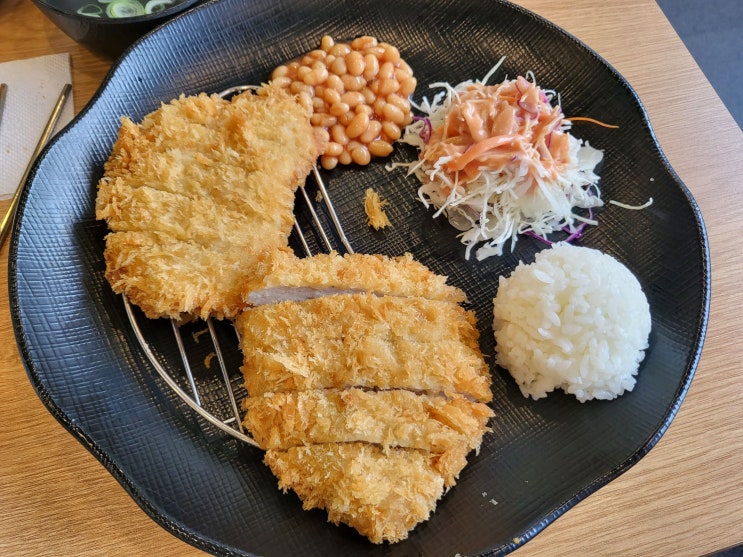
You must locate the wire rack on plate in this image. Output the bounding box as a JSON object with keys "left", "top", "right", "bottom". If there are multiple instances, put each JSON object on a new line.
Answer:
{"left": 122, "top": 85, "right": 355, "bottom": 448}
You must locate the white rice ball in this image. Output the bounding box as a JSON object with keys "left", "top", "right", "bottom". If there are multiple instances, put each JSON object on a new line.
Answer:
{"left": 492, "top": 243, "right": 651, "bottom": 402}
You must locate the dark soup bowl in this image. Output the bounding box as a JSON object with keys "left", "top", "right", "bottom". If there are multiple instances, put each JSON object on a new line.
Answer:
{"left": 32, "top": 0, "right": 203, "bottom": 57}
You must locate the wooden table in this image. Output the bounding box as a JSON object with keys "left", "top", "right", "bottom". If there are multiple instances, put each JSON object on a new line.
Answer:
{"left": 1, "top": 0, "right": 741, "bottom": 555}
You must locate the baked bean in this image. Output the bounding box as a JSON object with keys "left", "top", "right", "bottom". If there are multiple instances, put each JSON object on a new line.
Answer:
{"left": 378, "top": 61, "right": 395, "bottom": 80}
{"left": 289, "top": 81, "right": 311, "bottom": 96}
{"left": 271, "top": 34, "right": 416, "bottom": 167}
{"left": 320, "top": 155, "right": 338, "bottom": 170}
{"left": 338, "top": 150, "right": 353, "bottom": 165}
{"left": 272, "top": 65, "right": 289, "bottom": 78}
{"left": 330, "top": 124, "right": 350, "bottom": 145}
{"left": 325, "top": 74, "right": 344, "bottom": 93}
{"left": 337, "top": 111, "right": 353, "bottom": 127}
{"left": 311, "top": 113, "right": 337, "bottom": 128}
{"left": 271, "top": 75, "right": 292, "bottom": 88}
{"left": 351, "top": 35, "right": 377, "bottom": 50}
{"left": 381, "top": 121, "right": 402, "bottom": 141}
{"left": 345, "top": 51, "right": 365, "bottom": 76}
{"left": 399, "top": 76, "right": 417, "bottom": 97}
{"left": 360, "top": 87, "right": 376, "bottom": 104}
{"left": 354, "top": 104, "right": 373, "bottom": 116}
{"left": 372, "top": 97, "right": 387, "bottom": 115}
{"left": 382, "top": 102, "right": 406, "bottom": 126}
{"left": 363, "top": 54, "right": 379, "bottom": 81}
{"left": 351, "top": 145, "right": 371, "bottom": 165}
{"left": 330, "top": 57, "right": 347, "bottom": 76}
{"left": 341, "top": 74, "right": 364, "bottom": 92}
{"left": 312, "top": 96, "right": 325, "bottom": 111}
{"left": 377, "top": 77, "right": 399, "bottom": 96}
{"left": 381, "top": 44, "right": 401, "bottom": 64}
{"left": 297, "top": 65, "right": 312, "bottom": 82}
{"left": 359, "top": 120, "right": 383, "bottom": 143}
{"left": 329, "top": 101, "right": 351, "bottom": 117}
{"left": 325, "top": 141, "right": 344, "bottom": 157}
{"left": 329, "top": 43, "right": 351, "bottom": 57}
{"left": 341, "top": 91, "right": 365, "bottom": 108}
{"left": 346, "top": 112, "right": 370, "bottom": 138}
{"left": 320, "top": 35, "right": 335, "bottom": 51}
{"left": 386, "top": 93, "right": 410, "bottom": 113}
{"left": 323, "top": 88, "right": 341, "bottom": 105}
{"left": 369, "top": 140, "right": 394, "bottom": 157}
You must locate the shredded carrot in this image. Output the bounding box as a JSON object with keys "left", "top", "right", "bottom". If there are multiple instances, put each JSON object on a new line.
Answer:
{"left": 565, "top": 116, "right": 619, "bottom": 129}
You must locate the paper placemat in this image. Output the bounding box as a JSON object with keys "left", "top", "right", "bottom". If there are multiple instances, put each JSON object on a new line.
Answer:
{"left": 0, "top": 53, "right": 75, "bottom": 200}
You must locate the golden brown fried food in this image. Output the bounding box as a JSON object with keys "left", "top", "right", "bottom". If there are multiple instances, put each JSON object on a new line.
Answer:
{"left": 96, "top": 84, "right": 326, "bottom": 319}
{"left": 104, "top": 231, "right": 294, "bottom": 319}
{"left": 244, "top": 250, "right": 467, "bottom": 306}
{"left": 264, "top": 443, "right": 447, "bottom": 544}
{"left": 235, "top": 292, "right": 492, "bottom": 401}
{"left": 242, "top": 388, "right": 492, "bottom": 453}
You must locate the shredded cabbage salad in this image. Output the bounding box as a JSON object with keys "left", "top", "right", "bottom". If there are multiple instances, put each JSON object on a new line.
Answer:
{"left": 391, "top": 60, "right": 605, "bottom": 260}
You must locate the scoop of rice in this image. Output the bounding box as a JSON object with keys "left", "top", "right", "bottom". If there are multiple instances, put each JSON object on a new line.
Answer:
{"left": 492, "top": 242, "right": 651, "bottom": 402}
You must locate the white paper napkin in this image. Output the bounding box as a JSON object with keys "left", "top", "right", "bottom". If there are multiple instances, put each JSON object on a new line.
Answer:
{"left": 0, "top": 53, "right": 75, "bottom": 200}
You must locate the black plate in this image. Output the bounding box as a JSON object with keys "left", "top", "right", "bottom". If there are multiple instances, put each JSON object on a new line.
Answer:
{"left": 9, "top": 0, "right": 710, "bottom": 555}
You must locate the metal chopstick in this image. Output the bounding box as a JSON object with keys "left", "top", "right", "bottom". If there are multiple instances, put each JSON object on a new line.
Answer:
{"left": 0, "top": 83, "right": 72, "bottom": 247}
{"left": 0, "top": 83, "right": 8, "bottom": 131}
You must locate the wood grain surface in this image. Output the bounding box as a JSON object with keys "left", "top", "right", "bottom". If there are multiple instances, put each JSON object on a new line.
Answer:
{"left": 1, "top": 0, "right": 741, "bottom": 555}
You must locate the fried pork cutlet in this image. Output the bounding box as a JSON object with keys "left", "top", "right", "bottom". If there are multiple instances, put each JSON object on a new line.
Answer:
{"left": 235, "top": 292, "right": 492, "bottom": 401}
{"left": 96, "top": 84, "right": 325, "bottom": 319}
{"left": 264, "top": 443, "right": 446, "bottom": 544}
{"left": 242, "top": 388, "right": 492, "bottom": 453}
{"left": 244, "top": 250, "right": 466, "bottom": 306}
{"left": 237, "top": 255, "right": 493, "bottom": 543}
{"left": 243, "top": 388, "right": 492, "bottom": 490}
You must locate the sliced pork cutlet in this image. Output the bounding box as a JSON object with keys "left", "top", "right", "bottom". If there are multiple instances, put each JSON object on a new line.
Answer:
{"left": 242, "top": 387, "right": 492, "bottom": 457}
{"left": 264, "top": 442, "right": 447, "bottom": 544}
{"left": 236, "top": 257, "right": 493, "bottom": 543}
{"left": 235, "top": 292, "right": 492, "bottom": 402}
{"left": 244, "top": 250, "right": 467, "bottom": 306}
{"left": 95, "top": 84, "right": 325, "bottom": 320}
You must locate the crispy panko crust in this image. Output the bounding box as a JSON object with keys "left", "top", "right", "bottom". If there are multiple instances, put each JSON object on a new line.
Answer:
{"left": 96, "top": 84, "right": 326, "bottom": 319}
{"left": 242, "top": 388, "right": 492, "bottom": 453}
{"left": 264, "top": 443, "right": 448, "bottom": 544}
{"left": 244, "top": 250, "right": 467, "bottom": 306}
{"left": 235, "top": 293, "right": 492, "bottom": 401}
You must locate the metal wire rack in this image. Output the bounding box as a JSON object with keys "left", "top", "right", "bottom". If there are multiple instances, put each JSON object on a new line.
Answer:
{"left": 123, "top": 85, "right": 355, "bottom": 448}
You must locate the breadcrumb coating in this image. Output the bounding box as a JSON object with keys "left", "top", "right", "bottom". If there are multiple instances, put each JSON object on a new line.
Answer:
{"left": 96, "top": 84, "right": 325, "bottom": 319}
{"left": 242, "top": 388, "right": 492, "bottom": 453}
{"left": 244, "top": 250, "right": 466, "bottom": 306}
{"left": 236, "top": 292, "right": 492, "bottom": 401}
{"left": 264, "top": 443, "right": 448, "bottom": 544}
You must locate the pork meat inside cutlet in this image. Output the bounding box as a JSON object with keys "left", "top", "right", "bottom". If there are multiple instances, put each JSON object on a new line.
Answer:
{"left": 264, "top": 442, "right": 447, "bottom": 544}
{"left": 244, "top": 250, "right": 467, "bottom": 306}
{"left": 235, "top": 292, "right": 492, "bottom": 402}
{"left": 96, "top": 84, "right": 326, "bottom": 320}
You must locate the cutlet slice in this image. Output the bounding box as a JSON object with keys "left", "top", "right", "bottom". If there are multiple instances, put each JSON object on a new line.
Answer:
{"left": 264, "top": 442, "right": 448, "bottom": 544}
{"left": 244, "top": 251, "right": 466, "bottom": 306}
{"left": 242, "top": 388, "right": 493, "bottom": 453}
{"left": 96, "top": 83, "right": 325, "bottom": 319}
{"left": 104, "top": 231, "right": 293, "bottom": 319}
{"left": 235, "top": 293, "right": 492, "bottom": 401}
{"left": 99, "top": 87, "right": 321, "bottom": 213}
{"left": 97, "top": 181, "right": 294, "bottom": 245}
